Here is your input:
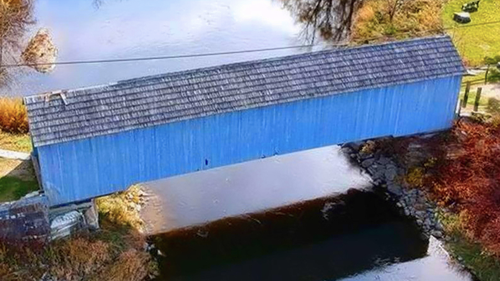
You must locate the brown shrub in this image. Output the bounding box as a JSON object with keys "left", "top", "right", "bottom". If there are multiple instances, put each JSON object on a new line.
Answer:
{"left": 0, "top": 224, "right": 156, "bottom": 280}
{"left": 96, "top": 185, "right": 145, "bottom": 231}
{"left": 352, "top": 0, "right": 443, "bottom": 42}
{"left": 0, "top": 97, "right": 29, "bottom": 133}
{"left": 426, "top": 118, "right": 500, "bottom": 255}
{"left": 91, "top": 249, "right": 151, "bottom": 281}
{"left": 48, "top": 238, "right": 111, "bottom": 280}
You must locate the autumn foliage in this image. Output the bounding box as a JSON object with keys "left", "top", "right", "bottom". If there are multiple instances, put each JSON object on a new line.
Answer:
{"left": 427, "top": 118, "right": 500, "bottom": 255}
{"left": 352, "top": 0, "right": 443, "bottom": 42}
{"left": 0, "top": 226, "right": 155, "bottom": 281}
{"left": 0, "top": 96, "right": 28, "bottom": 133}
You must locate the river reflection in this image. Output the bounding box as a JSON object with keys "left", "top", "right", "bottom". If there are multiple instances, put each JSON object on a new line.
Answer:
{"left": 7, "top": 0, "right": 328, "bottom": 96}
{"left": 151, "top": 191, "right": 473, "bottom": 281}
{"left": 140, "top": 146, "right": 371, "bottom": 234}
{"left": 142, "top": 145, "right": 473, "bottom": 281}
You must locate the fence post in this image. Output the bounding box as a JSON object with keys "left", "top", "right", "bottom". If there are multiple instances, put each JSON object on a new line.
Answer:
{"left": 462, "top": 82, "right": 471, "bottom": 108}
{"left": 485, "top": 65, "right": 490, "bottom": 84}
{"left": 474, "top": 87, "right": 482, "bottom": 112}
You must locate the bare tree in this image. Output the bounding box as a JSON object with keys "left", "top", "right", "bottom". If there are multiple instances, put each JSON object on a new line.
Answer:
{"left": 281, "top": 0, "right": 364, "bottom": 44}
{"left": 0, "top": 0, "right": 34, "bottom": 82}
{"left": 387, "top": 0, "right": 403, "bottom": 22}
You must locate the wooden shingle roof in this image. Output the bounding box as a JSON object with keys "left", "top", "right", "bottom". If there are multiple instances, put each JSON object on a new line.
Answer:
{"left": 25, "top": 35, "right": 465, "bottom": 147}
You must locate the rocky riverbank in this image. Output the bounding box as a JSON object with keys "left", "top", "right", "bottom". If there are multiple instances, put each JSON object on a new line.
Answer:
{"left": 341, "top": 138, "right": 444, "bottom": 239}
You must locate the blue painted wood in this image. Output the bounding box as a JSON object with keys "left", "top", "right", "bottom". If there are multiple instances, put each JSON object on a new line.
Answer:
{"left": 37, "top": 76, "right": 462, "bottom": 206}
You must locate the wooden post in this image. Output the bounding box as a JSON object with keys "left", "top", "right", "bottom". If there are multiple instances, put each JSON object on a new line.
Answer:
{"left": 485, "top": 65, "right": 490, "bottom": 84}
{"left": 462, "top": 82, "right": 471, "bottom": 108}
{"left": 474, "top": 87, "right": 482, "bottom": 112}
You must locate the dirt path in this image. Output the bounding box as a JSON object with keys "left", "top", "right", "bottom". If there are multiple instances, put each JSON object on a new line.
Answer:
{"left": 0, "top": 157, "right": 35, "bottom": 181}
{"left": 470, "top": 83, "right": 500, "bottom": 98}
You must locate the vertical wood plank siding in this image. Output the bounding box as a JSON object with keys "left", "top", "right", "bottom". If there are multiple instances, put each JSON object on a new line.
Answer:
{"left": 38, "top": 76, "right": 461, "bottom": 206}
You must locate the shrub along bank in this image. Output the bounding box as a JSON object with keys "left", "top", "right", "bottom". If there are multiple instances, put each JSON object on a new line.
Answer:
{"left": 0, "top": 187, "right": 158, "bottom": 281}
{"left": 394, "top": 117, "right": 500, "bottom": 280}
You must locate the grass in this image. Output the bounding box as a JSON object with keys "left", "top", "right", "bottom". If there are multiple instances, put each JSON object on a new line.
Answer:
{"left": 0, "top": 176, "right": 38, "bottom": 202}
{"left": 459, "top": 88, "right": 489, "bottom": 107}
{"left": 441, "top": 213, "right": 500, "bottom": 281}
{"left": 0, "top": 157, "right": 37, "bottom": 202}
{"left": 462, "top": 72, "right": 487, "bottom": 86}
{"left": 0, "top": 131, "right": 31, "bottom": 152}
{"left": 443, "top": 0, "right": 500, "bottom": 66}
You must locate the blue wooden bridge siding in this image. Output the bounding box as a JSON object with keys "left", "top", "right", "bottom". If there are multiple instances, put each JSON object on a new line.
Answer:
{"left": 38, "top": 76, "right": 461, "bottom": 206}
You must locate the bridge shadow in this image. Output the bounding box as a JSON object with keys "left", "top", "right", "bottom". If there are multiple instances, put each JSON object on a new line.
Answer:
{"left": 0, "top": 157, "right": 38, "bottom": 203}
{"left": 152, "top": 189, "right": 428, "bottom": 281}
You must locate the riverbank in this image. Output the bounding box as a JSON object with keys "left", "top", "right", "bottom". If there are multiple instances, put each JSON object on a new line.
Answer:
{"left": 343, "top": 117, "right": 500, "bottom": 281}
{"left": 0, "top": 187, "right": 158, "bottom": 281}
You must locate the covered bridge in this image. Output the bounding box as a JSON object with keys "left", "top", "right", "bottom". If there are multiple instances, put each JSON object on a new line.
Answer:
{"left": 25, "top": 36, "right": 465, "bottom": 206}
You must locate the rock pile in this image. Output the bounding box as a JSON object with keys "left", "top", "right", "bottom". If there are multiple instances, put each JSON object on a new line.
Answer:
{"left": 342, "top": 139, "right": 444, "bottom": 238}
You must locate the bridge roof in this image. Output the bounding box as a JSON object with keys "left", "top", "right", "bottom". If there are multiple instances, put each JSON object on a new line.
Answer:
{"left": 25, "top": 35, "right": 465, "bottom": 147}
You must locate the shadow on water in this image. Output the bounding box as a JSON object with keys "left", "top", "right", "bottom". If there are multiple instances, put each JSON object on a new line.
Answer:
{"left": 152, "top": 188, "right": 428, "bottom": 281}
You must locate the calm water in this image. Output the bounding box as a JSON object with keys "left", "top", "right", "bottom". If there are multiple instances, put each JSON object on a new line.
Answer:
{"left": 140, "top": 146, "right": 371, "bottom": 233}
{"left": 151, "top": 191, "right": 473, "bottom": 281}
{"left": 142, "top": 146, "right": 474, "bottom": 281}
{"left": 5, "top": 0, "right": 327, "bottom": 96}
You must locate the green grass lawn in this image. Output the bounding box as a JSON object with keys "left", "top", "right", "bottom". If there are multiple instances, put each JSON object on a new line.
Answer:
{"left": 441, "top": 213, "right": 500, "bottom": 281}
{"left": 0, "top": 131, "right": 32, "bottom": 152}
{"left": 0, "top": 176, "right": 38, "bottom": 203}
{"left": 443, "top": 0, "right": 500, "bottom": 66}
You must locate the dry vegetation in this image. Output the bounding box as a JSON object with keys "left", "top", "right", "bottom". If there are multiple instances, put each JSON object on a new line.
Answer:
{"left": 0, "top": 186, "right": 157, "bottom": 281}
{"left": 352, "top": 0, "right": 443, "bottom": 42}
{"left": 0, "top": 131, "right": 31, "bottom": 151}
{"left": 424, "top": 118, "right": 500, "bottom": 255}
{"left": 0, "top": 96, "right": 28, "bottom": 133}
{"left": 96, "top": 185, "right": 146, "bottom": 232}
{"left": 390, "top": 116, "right": 500, "bottom": 279}
{"left": 0, "top": 228, "right": 155, "bottom": 281}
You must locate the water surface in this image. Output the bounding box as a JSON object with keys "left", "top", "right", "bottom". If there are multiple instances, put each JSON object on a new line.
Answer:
{"left": 152, "top": 191, "right": 474, "bottom": 281}
{"left": 6, "top": 0, "right": 324, "bottom": 96}
{"left": 141, "top": 146, "right": 371, "bottom": 234}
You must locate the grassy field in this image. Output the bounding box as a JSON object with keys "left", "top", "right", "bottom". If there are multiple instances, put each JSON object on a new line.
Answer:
{"left": 443, "top": 0, "right": 500, "bottom": 66}
{"left": 0, "top": 157, "right": 38, "bottom": 202}
{"left": 0, "top": 176, "right": 38, "bottom": 202}
{"left": 0, "top": 131, "right": 31, "bottom": 152}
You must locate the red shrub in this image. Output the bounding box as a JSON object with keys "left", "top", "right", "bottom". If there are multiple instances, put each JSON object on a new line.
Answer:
{"left": 429, "top": 119, "right": 500, "bottom": 254}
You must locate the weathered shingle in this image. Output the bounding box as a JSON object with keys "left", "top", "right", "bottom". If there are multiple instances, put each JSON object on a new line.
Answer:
{"left": 25, "top": 35, "right": 465, "bottom": 147}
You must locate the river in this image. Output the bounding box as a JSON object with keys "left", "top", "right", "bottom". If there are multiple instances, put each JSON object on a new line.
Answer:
{"left": 5, "top": 0, "right": 325, "bottom": 96}
{"left": 141, "top": 146, "right": 474, "bottom": 281}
